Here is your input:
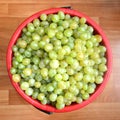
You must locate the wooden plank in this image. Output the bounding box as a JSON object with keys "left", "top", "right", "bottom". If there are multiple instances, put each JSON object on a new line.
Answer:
{"left": 0, "top": 90, "right": 9, "bottom": 105}
{"left": 0, "top": 1, "right": 120, "bottom": 120}
{"left": 8, "top": 3, "right": 120, "bottom": 17}
{"left": 9, "top": 89, "right": 28, "bottom": 105}
{"left": 0, "top": 0, "right": 120, "bottom": 4}
{"left": 72, "top": 3, "right": 120, "bottom": 18}
{"left": 0, "top": 103, "right": 120, "bottom": 120}
{"left": 50, "top": 103, "right": 120, "bottom": 120}
{"left": 0, "top": 76, "right": 13, "bottom": 90}
{"left": 100, "top": 17, "right": 120, "bottom": 31}
{"left": 0, "top": 4, "right": 8, "bottom": 16}
{"left": 0, "top": 17, "right": 26, "bottom": 46}
{"left": 8, "top": 3, "right": 71, "bottom": 17}
{"left": 0, "top": 105, "right": 48, "bottom": 120}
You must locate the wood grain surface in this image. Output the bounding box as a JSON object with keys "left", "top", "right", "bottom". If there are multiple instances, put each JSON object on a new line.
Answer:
{"left": 0, "top": 0, "right": 120, "bottom": 120}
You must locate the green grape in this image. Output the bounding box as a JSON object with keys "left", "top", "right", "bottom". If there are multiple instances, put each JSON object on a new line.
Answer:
{"left": 64, "top": 29, "right": 73, "bottom": 37}
{"left": 57, "top": 67, "right": 66, "bottom": 74}
{"left": 76, "top": 52, "right": 84, "bottom": 60}
{"left": 32, "top": 33, "right": 41, "bottom": 41}
{"left": 54, "top": 74, "right": 62, "bottom": 81}
{"left": 69, "top": 77, "right": 76, "bottom": 85}
{"left": 44, "top": 43, "right": 53, "bottom": 52}
{"left": 80, "top": 32, "right": 88, "bottom": 40}
{"left": 52, "top": 14, "right": 60, "bottom": 22}
{"left": 61, "top": 37, "right": 68, "bottom": 45}
{"left": 10, "top": 67, "right": 17, "bottom": 74}
{"left": 33, "top": 18, "right": 40, "bottom": 27}
{"left": 56, "top": 32, "right": 63, "bottom": 39}
{"left": 54, "top": 88, "right": 62, "bottom": 95}
{"left": 41, "top": 35, "right": 50, "bottom": 43}
{"left": 65, "top": 14, "right": 71, "bottom": 19}
{"left": 57, "top": 26, "right": 64, "bottom": 32}
{"left": 27, "top": 23, "right": 35, "bottom": 32}
{"left": 20, "top": 82, "right": 29, "bottom": 90}
{"left": 34, "top": 82, "right": 41, "bottom": 88}
{"left": 48, "top": 69, "right": 57, "bottom": 78}
{"left": 65, "top": 81, "right": 70, "bottom": 89}
{"left": 62, "top": 21, "right": 69, "bottom": 29}
{"left": 32, "top": 91, "right": 39, "bottom": 99}
{"left": 12, "top": 45, "right": 18, "bottom": 52}
{"left": 49, "top": 51, "right": 57, "bottom": 59}
{"left": 22, "top": 58, "right": 30, "bottom": 66}
{"left": 25, "top": 88, "right": 33, "bottom": 96}
{"left": 38, "top": 93, "right": 45, "bottom": 101}
{"left": 99, "top": 63, "right": 107, "bottom": 72}
{"left": 71, "top": 59, "right": 79, "bottom": 70}
{"left": 99, "top": 45, "right": 106, "bottom": 52}
{"left": 49, "top": 93, "right": 57, "bottom": 102}
{"left": 62, "top": 73, "right": 69, "bottom": 81}
{"left": 80, "top": 17, "right": 86, "bottom": 24}
{"left": 65, "top": 92, "right": 73, "bottom": 100}
{"left": 24, "top": 50, "right": 31, "bottom": 57}
{"left": 32, "top": 57, "right": 40, "bottom": 65}
{"left": 56, "top": 103, "right": 65, "bottom": 109}
{"left": 23, "top": 68, "right": 32, "bottom": 76}
{"left": 69, "top": 85, "right": 77, "bottom": 92}
{"left": 50, "top": 60, "right": 59, "bottom": 69}
{"left": 46, "top": 84, "right": 54, "bottom": 92}
{"left": 95, "top": 76, "right": 103, "bottom": 84}
{"left": 40, "top": 68, "right": 48, "bottom": 77}
{"left": 74, "top": 72, "right": 83, "bottom": 81}
{"left": 60, "top": 60, "right": 68, "bottom": 68}
{"left": 12, "top": 74, "right": 21, "bottom": 82}
{"left": 84, "top": 67, "right": 93, "bottom": 74}
{"left": 87, "top": 26, "right": 94, "bottom": 33}
{"left": 28, "top": 78, "right": 35, "bottom": 86}
{"left": 63, "top": 45, "right": 71, "bottom": 55}
{"left": 58, "top": 81, "right": 66, "bottom": 89}
{"left": 87, "top": 86, "right": 95, "bottom": 94}
{"left": 58, "top": 11, "right": 65, "bottom": 20}
{"left": 83, "top": 74, "right": 91, "bottom": 83}
{"left": 40, "top": 14, "right": 47, "bottom": 21}
{"left": 86, "top": 41, "right": 93, "bottom": 48}
{"left": 56, "top": 95, "right": 64, "bottom": 103}
{"left": 18, "top": 64, "right": 25, "bottom": 69}
{"left": 41, "top": 98, "right": 47, "bottom": 105}
{"left": 70, "top": 21, "right": 78, "bottom": 29}
{"left": 30, "top": 41, "right": 39, "bottom": 50}
{"left": 16, "top": 55, "right": 23, "bottom": 62}
{"left": 22, "top": 27, "right": 27, "bottom": 33}
{"left": 72, "top": 88, "right": 79, "bottom": 96}
{"left": 70, "top": 50, "right": 77, "bottom": 58}
{"left": 82, "top": 93, "right": 89, "bottom": 100}
{"left": 76, "top": 97, "right": 83, "bottom": 103}
{"left": 47, "top": 29, "right": 55, "bottom": 38}
{"left": 66, "top": 56, "right": 74, "bottom": 65}
{"left": 19, "top": 48, "right": 25, "bottom": 54}
{"left": 39, "top": 60, "right": 45, "bottom": 69}
{"left": 36, "top": 27, "right": 44, "bottom": 36}
{"left": 50, "top": 23, "right": 57, "bottom": 29}
{"left": 66, "top": 67, "right": 74, "bottom": 75}
{"left": 76, "top": 82, "right": 83, "bottom": 89}
{"left": 38, "top": 41, "right": 46, "bottom": 49}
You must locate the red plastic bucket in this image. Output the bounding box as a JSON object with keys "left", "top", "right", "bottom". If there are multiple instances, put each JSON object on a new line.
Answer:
{"left": 6, "top": 8, "right": 112, "bottom": 113}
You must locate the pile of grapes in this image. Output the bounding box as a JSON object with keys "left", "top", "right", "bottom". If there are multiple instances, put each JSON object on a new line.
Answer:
{"left": 10, "top": 11, "right": 107, "bottom": 109}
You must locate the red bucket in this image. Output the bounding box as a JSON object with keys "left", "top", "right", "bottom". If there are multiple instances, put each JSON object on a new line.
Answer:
{"left": 6, "top": 8, "right": 112, "bottom": 113}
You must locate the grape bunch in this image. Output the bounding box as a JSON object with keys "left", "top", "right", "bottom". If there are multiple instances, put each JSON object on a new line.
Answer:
{"left": 10, "top": 11, "right": 107, "bottom": 109}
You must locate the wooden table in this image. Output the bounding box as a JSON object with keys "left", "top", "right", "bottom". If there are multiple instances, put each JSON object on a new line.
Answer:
{"left": 0, "top": 0, "right": 120, "bottom": 120}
